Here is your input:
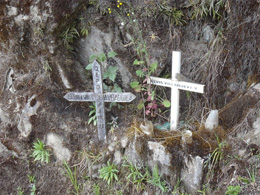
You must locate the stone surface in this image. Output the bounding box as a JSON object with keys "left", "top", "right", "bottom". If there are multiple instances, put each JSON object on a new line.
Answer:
{"left": 18, "top": 95, "right": 41, "bottom": 138}
{"left": 0, "top": 142, "right": 18, "bottom": 158}
{"left": 46, "top": 133, "right": 71, "bottom": 162}
{"left": 239, "top": 109, "right": 260, "bottom": 145}
{"left": 121, "top": 136, "right": 128, "bottom": 148}
{"left": 56, "top": 63, "right": 72, "bottom": 89}
{"left": 113, "top": 150, "right": 122, "bottom": 165}
{"left": 181, "top": 155, "right": 204, "bottom": 195}
{"left": 220, "top": 84, "right": 260, "bottom": 129}
{"left": 205, "top": 110, "right": 219, "bottom": 131}
{"left": 202, "top": 25, "right": 214, "bottom": 43}
{"left": 147, "top": 141, "right": 171, "bottom": 166}
{"left": 77, "top": 26, "right": 132, "bottom": 89}
{"left": 147, "top": 141, "right": 173, "bottom": 177}
{"left": 108, "top": 141, "right": 117, "bottom": 152}
{"left": 124, "top": 140, "right": 143, "bottom": 165}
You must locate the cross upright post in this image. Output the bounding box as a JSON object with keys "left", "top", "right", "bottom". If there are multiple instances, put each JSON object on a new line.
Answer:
{"left": 148, "top": 51, "right": 204, "bottom": 131}
{"left": 92, "top": 61, "right": 106, "bottom": 140}
{"left": 171, "top": 51, "right": 181, "bottom": 130}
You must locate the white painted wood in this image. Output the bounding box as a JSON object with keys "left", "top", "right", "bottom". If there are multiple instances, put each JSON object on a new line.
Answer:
{"left": 149, "top": 77, "right": 204, "bottom": 93}
{"left": 148, "top": 51, "right": 204, "bottom": 131}
{"left": 64, "top": 60, "right": 136, "bottom": 141}
{"left": 171, "top": 51, "right": 181, "bottom": 130}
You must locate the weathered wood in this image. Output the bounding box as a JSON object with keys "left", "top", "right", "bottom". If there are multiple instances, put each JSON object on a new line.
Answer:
{"left": 64, "top": 60, "right": 136, "bottom": 141}
{"left": 92, "top": 61, "right": 107, "bottom": 140}
{"left": 148, "top": 51, "right": 205, "bottom": 130}
{"left": 64, "top": 92, "right": 136, "bottom": 102}
{"left": 149, "top": 77, "right": 204, "bottom": 93}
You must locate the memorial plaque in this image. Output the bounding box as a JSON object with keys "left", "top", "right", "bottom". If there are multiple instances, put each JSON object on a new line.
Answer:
{"left": 64, "top": 60, "right": 136, "bottom": 141}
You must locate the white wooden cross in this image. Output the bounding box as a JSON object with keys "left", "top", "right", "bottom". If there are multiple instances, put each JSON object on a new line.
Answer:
{"left": 148, "top": 51, "right": 204, "bottom": 130}
{"left": 64, "top": 60, "right": 136, "bottom": 141}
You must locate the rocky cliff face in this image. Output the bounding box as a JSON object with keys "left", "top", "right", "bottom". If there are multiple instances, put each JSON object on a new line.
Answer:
{"left": 0, "top": 0, "right": 259, "bottom": 194}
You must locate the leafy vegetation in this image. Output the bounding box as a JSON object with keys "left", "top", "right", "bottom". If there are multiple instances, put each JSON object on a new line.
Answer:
{"left": 204, "top": 135, "right": 227, "bottom": 180}
{"left": 147, "top": 164, "right": 169, "bottom": 192}
{"left": 60, "top": 25, "right": 80, "bottom": 51}
{"left": 93, "top": 183, "right": 100, "bottom": 195}
{"left": 107, "top": 1, "right": 171, "bottom": 118}
{"left": 86, "top": 51, "right": 124, "bottom": 109}
{"left": 31, "top": 139, "right": 50, "bottom": 163}
{"left": 28, "top": 175, "right": 36, "bottom": 195}
{"left": 123, "top": 157, "right": 147, "bottom": 191}
{"left": 99, "top": 161, "right": 119, "bottom": 186}
{"left": 88, "top": 102, "right": 97, "bottom": 126}
{"left": 186, "top": 0, "right": 226, "bottom": 20}
{"left": 17, "top": 187, "right": 24, "bottom": 195}
{"left": 157, "top": 4, "right": 186, "bottom": 26}
{"left": 63, "top": 161, "right": 81, "bottom": 195}
{"left": 246, "top": 160, "right": 258, "bottom": 184}
{"left": 225, "top": 185, "right": 242, "bottom": 195}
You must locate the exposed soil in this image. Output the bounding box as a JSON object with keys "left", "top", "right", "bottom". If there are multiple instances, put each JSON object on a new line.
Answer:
{"left": 0, "top": 0, "right": 260, "bottom": 194}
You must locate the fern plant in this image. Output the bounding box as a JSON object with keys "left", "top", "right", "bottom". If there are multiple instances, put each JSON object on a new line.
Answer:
{"left": 31, "top": 139, "right": 50, "bottom": 163}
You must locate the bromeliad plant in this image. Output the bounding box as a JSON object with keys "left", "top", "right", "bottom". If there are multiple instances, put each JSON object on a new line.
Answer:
{"left": 99, "top": 161, "right": 119, "bottom": 186}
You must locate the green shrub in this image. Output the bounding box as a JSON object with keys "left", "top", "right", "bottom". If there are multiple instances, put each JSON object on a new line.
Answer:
{"left": 31, "top": 139, "right": 50, "bottom": 163}
{"left": 99, "top": 161, "right": 119, "bottom": 186}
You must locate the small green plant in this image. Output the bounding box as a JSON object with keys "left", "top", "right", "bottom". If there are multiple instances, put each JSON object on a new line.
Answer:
{"left": 204, "top": 135, "right": 227, "bottom": 178}
{"left": 246, "top": 160, "right": 258, "bottom": 183}
{"left": 63, "top": 161, "right": 81, "bottom": 195}
{"left": 31, "top": 139, "right": 50, "bottom": 163}
{"left": 85, "top": 51, "right": 118, "bottom": 70}
{"left": 86, "top": 51, "right": 124, "bottom": 109}
{"left": 60, "top": 25, "right": 80, "bottom": 50}
{"left": 172, "top": 178, "right": 182, "bottom": 194}
{"left": 42, "top": 60, "right": 52, "bottom": 73}
{"left": 17, "top": 186, "right": 24, "bottom": 195}
{"left": 99, "top": 161, "right": 119, "bottom": 186}
{"left": 28, "top": 175, "right": 36, "bottom": 195}
{"left": 187, "top": 0, "right": 225, "bottom": 20}
{"left": 225, "top": 185, "right": 241, "bottom": 195}
{"left": 107, "top": 2, "right": 171, "bottom": 118}
{"left": 123, "top": 157, "right": 147, "bottom": 191}
{"left": 147, "top": 164, "right": 168, "bottom": 193}
{"left": 34, "top": 26, "right": 44, "bottom": 38}
{"left": 80, "top": 26, "right": 89, "bottom": 36}
{"left": 30, "top": 184, "right": 36, "bottom": 195}
{"left": 103, "top": 66, "right": 118, "bottom": 82}
{"left": 27, "top": 174, "right": 35, "bottom": 183}
{"left": 115, "top": 190, "right": 123, "bottom": 195}
{"left": 93, "top": 183, "right": 100, "bottom": 195}
{"left": 157, "top": 4, "right": 186, "bottom": 26}
{"left": 197, "top": 184, "right": 208, "bottom": 195}
{"left": 238, "top": 176, "right": 249, "bottom": 184}
{"left": 88, "top": 102, "right": 97, "bottom": 126}
{"left": 107, "top": 116, "right": 119, "bottom": 132}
